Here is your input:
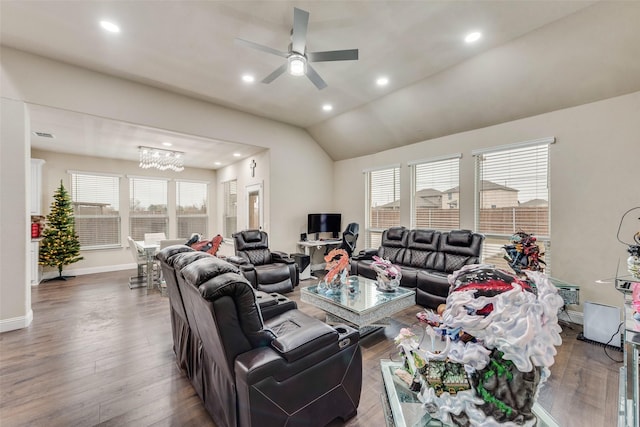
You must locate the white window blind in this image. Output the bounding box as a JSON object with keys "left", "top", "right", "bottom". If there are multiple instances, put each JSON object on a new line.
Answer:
{"left": 366, "top": 166, "right": 400, "bottom": 248}
{"left": 223, "top": 180, "right": 237, "bottom": 238}
{"left": 129, "top": 177, "right": 168, "bottom": 241}
{"left": 476, "top": 142, "right": 551, "bottom": 272}
{"left": 176, "top": 181, "right": 208, "bottom": 238}
{"left": 412, "top": 157, "right": 460, "bottom": 230}
{"left": 70, "top": 173, "right": 121, "bottom": 249}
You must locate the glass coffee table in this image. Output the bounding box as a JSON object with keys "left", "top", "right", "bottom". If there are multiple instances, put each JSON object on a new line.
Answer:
{"left": 300, "top": 275, "right": 415, "bottom": 335}
{"left": 380, "top": 359, "right": 559, "bottom": 427}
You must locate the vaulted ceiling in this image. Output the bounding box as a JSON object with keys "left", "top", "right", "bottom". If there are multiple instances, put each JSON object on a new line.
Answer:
{"left": 2, "top": 1, "right": 639, "bottom": 164}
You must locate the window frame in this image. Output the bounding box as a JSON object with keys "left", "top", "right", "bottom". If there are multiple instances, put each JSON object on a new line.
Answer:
{"left": 473, "top": 137, "right": 554, "bottom": 273}
{"left": 176, "top": 179, "right": 209, "bottom": 238}
{"left": 222, "top": 179, "right": 238, "bottom": 239}
{"left": 128, "top": 176, "right": 169, "bottom": 242}
{"left": 409, "top": 153, "right": 461, "bottom": 231}
{"left": 68, "top": 170, "right": 122, "bottom": 250}
{"left": 364, "top": 164, "right": 401, "bottom": 248}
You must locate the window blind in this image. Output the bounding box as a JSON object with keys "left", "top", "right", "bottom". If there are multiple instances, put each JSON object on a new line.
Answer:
{"left": 366, "top": 166, "right": 400, "bottom": 247}
{"left": 70, "top": 173, "right": 121, "bottom": 249}
{"left": 223, "top": 180, "right": 237, "bottom": 238}
{"left": 129, "top": 177, "right": 168, "bottom": 241}
{"left": 176, "top": 181, "right": 207, "bottom": 238}
{"left": 412, "top": 157, "right": 460, "bottom": 230}
{"left": 476, "top": 142, "right": 551, "bottom": 272}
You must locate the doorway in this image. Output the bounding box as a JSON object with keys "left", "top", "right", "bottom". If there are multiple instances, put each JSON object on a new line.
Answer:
{"left": 246, "top": 183, "right": 263, "bottom": 231}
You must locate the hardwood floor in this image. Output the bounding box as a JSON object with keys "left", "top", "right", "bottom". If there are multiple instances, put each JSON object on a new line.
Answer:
{"left": 0, "top": 270, "right": 621, "bottom": 426}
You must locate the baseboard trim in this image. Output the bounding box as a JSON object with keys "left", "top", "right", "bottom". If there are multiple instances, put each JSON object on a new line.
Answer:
{"left": 41, "top": 263, "right": 136, "bottom": 281}
{"left": 559, "top": 308, "right": 583, "bottom": 325}
{"left": 0, "top": 309, "right": 33, "bottom": 333}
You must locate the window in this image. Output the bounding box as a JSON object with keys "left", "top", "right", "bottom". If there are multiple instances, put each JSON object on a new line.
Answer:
{"left": 474, "top": 138, "right": 553, "bottom": 272}
{"left": 365, "top": 166, "right": 400, "bottom": 248}
{"left": 176, "top": 180, "right": 208, "bottom": 238}
{"left": 129, "top": 177, "right": 168, "bottom": 241}
{"left": 411, "top": 155, "right": 460, "bottom": 230}
{"left": 70, "top": 172, "right": 121, "bottom": 249}
{"left": 223, "top": 179, "right": 237, "bottom": 238}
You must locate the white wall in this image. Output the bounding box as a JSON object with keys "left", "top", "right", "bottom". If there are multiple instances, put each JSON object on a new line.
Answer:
{"left": 31, "top": 149, "right": 218, "bottom": 274}
{"left": 0, "top": 98, "right": 32, "bottom": 331}
{"left": 1, "top": 47, "right": 334, "bottom": 330}
{"left": 335, "top": 91, "right": 640, "bottom": 310}
{"left": 1, "top": 47, "right": 334, "bottom": 253}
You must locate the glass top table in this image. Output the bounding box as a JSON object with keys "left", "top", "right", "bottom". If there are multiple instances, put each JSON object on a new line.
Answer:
{"left": 300, "top": 275, "right": 415, "bottom": 331}
{"left": 380, "top": 359, "right": 559, "bottom": 427}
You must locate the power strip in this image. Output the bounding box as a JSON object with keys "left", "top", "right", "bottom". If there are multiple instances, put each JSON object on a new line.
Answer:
{"left": 576, "top": 332, "right": 623, "bottom": 352}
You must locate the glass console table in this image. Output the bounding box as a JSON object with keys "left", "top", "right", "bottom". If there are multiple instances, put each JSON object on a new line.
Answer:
{"left": 614, "top": 271, "right": 640, "bottom": 427}
{"left": 380, "top": 359, "right": 559, "bottom": 427}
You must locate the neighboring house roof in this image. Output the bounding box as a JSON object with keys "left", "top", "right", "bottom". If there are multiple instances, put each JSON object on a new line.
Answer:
{"left": 520, "top": 198, "right": 549, "bottom": 207}
{"left": 445, "top": 180, "right": 518, "bottom": 193}
{"left": 415, "top": 188, "right": 443, "bottom": 198}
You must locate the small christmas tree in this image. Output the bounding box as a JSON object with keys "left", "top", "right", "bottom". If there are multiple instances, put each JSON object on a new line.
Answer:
{"left": 39, "top": 180, "right": 83, "bottom": 280}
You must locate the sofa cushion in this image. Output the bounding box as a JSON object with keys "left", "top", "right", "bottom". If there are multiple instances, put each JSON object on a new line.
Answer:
{"left": 413, "top": 229, "right": 437, "bottom": 244}
{"left": 447, "top": 230, "right": 473, "bottom": 246}
{"left": 157, "top": 244, "right": 194, "bottom": 263}
{"left": 171, "top": 250, "right": 212, "bottom": 270}
{"left": 386, "top": 226, "right": 407, "bottom": 241}
{"left": 182, "top": 256, "right": 240, "bottom": 287}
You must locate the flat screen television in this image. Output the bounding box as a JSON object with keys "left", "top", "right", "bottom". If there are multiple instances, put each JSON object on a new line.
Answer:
{"left": 308, "top": 213, "right": 341, "bottom": 238}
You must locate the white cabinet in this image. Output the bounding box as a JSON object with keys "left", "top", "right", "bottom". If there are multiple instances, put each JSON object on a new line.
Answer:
{"left": 30, "top": 240, "right": 41, "bottom": 286}
{"left": 30, "top": 158, "right": 45, "bottom": 215}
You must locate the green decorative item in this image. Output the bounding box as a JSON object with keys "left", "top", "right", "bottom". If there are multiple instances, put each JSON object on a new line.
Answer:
{"left": 39, "top": 180, "right": 83, "bottom": 280}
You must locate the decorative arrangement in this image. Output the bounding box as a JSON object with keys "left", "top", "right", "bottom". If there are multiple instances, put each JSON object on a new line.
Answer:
{"left": 502, "top": 231, "right": 545, "bottom": 274}
{"left": 138, "top": 145, "right": 184, "bottom": 172}
{"left": 394, "top": 264, "right": 563, "bottom": 426}
{"left": 371, "top": 256, "right": 402, "bottom": 291}
{"left": 616, "top": 207, "right": 640, "bottom": 280}
{"left": 39, "top": 180, "right": 83, "bottom": 280}
{"left": 320, "top": 248, "right": 349, "bottom": 294}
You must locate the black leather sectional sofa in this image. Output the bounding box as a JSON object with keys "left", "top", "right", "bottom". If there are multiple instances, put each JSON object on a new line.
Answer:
{"left": 157, "top": 245, "right": 362, "bottom": 427}
{"left": 350, "top": 227, "right": 484, "bottom": 309}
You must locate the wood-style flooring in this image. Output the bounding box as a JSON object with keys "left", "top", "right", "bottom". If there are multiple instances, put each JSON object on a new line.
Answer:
{"left": 0, "top": 270, "right": 621, "bottom": 426}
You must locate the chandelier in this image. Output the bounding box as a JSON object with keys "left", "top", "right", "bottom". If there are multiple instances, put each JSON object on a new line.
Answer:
{"left": 138, "top": 146, "right": 184, "bottom": 172}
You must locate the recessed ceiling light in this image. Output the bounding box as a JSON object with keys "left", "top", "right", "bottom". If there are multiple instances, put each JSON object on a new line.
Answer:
{"left": 233, "top": 153, "right": 241, "bottom": 157}
{"left": 162, "top": 142, "right": 172, "bottom": 147}
{"left": 242, "top": 74, "right": 255, "bottom": 83}
{"left": 100, "top": 20, "right": 120, "bottom": 33}
{"left": 214, "top": 161, "right": 221, "bottom": 166}
{"left": 465, "top": 31, "right": 482, "bottom": 43}
{"left": 376, "top": 77, "right": 389, "bottom": 86}
{"left": 322, "top": 104, "right": 333, "bottom": 112}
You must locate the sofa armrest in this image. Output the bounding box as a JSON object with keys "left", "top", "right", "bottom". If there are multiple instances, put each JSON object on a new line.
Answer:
{"left": 226, "top": 255, "right": 248, "bottom": 265}
{"left": 271, "top": 321, "right": 338, "bottom": 363}
{"left": 272, "top": 251, "right": 295, "bottom": 264}
{"left": 352, "top": 248, "right": 378, "bottom": 261}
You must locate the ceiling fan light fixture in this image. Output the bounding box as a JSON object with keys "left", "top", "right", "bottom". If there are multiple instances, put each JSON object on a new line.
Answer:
{"left": 288, "top": 54, "right": 306, "bottom": 76}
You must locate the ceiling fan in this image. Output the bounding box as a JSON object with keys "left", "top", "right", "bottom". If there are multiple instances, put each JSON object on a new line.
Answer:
{"left": 235, "top": 7, "right": 358, "bottom": 90}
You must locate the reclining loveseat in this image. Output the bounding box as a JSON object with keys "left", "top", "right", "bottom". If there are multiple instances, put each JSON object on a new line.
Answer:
{"left": 157, "top": 245, "right": 362, "bottom": 427}
{"left": 350, "top": 227, "right": 483, "bottom": 309}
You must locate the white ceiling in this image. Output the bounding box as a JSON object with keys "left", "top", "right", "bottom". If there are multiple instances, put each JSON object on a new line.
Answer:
{"left": 2, "top": 0, "right": 640, "bottom": 163}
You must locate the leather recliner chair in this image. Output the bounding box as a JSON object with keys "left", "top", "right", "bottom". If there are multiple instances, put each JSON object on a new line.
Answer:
{"left": 157, "top": 245, "right": 363, "bottom": 427}
{"left": 230, "top": 229, "right": 298, "bottom": 294}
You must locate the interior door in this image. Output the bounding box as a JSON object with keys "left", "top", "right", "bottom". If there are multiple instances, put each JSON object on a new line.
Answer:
{"left": 246, "top": 183, "right": 263, "bottom": 230}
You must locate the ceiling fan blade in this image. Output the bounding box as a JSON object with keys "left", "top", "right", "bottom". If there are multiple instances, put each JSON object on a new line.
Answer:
{"left": 307, "top": 49, "right": 359, "bottom": 62}
{"left": 235, "top": 38, "right": 288, "bottom": 58}
{"left": 291, "top": 8, "right": 309, "bottom": 54}
{"left": 262, "top": 63, "right": 288, "bottom": 84}
{"left": 305, "top": 64, "right": 327, "bottom": 90}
